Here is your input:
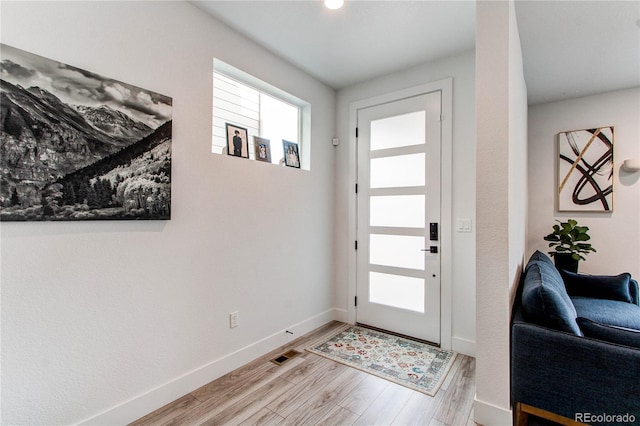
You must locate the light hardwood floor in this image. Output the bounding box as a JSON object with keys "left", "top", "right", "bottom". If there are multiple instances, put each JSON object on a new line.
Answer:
{"left": 130, "top": 321, "right": 476, "bottom": 426}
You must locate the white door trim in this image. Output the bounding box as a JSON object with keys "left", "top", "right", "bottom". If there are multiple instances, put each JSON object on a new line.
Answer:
{"left": 347, "top": 78, "right": 453, "bottom": 350}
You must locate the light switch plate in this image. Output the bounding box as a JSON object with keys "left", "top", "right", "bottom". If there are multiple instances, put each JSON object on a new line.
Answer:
{"left": 230, "top": 311, "right": 239, "bottom": 328}
{"left": 456, "top": 218, "right": 472, "bottom": 233}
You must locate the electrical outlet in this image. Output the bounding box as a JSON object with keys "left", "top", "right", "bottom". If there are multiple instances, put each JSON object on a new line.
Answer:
{"left": 230, "top": 311, "right": 239, "bottom": 328}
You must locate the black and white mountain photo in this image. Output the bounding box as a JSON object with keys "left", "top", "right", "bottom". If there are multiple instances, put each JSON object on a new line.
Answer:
{"left": 0, "top": 43, "right": 172, "bottom": 221}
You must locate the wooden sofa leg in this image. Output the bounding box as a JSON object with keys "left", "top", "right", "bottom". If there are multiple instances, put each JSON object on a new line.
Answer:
{"left": 515, "top": 402, "right": 529, "bottom": 426}
{"left": 515, "top": 402, "right": 586, "bottom": 426}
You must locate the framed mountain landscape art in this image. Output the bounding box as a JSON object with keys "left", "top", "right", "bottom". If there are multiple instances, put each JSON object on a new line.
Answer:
{"left": 557, "top": 126, "right": 614, "bottom": 212}
{"left": 0, "top": 44, "right": 172, "bottom": 221}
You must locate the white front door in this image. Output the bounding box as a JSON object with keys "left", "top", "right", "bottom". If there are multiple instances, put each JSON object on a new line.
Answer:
{"left": 356, "top": 91, "right": 442, "bottom": 344}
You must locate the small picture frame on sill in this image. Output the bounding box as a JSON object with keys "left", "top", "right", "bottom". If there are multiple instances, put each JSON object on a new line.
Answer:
{"left": 254, "top": 136, "right": 272, "bottom": 163}
{"left": 283, "top": 140, "right": 300, "bottom": 168}
{"left": 226, "top": 123, "right": 249, "bottom": 159}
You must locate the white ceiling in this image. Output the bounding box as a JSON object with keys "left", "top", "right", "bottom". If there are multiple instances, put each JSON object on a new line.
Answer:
{"left": 515, "top": 0, "right": 640, "bottom": 105}
{"left": 191, "top": 0, "right": 640, "bottom": 105}
{"left": 191, "top": 0, "right": 476, "bottom": 89}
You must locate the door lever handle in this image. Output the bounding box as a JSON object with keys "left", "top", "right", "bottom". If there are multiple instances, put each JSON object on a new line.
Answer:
{"left": 421, "top": 246, "right": 438, "bottom": 253}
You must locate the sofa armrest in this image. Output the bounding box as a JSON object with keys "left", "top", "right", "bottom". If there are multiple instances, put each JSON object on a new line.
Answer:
{"left": 512, "top": 321, "right": 640, "bottom": 422}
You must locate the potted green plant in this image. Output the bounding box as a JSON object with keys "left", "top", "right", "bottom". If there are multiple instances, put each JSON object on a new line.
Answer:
{"left": 543, "top": 219, "right": 596, "bottom": 272}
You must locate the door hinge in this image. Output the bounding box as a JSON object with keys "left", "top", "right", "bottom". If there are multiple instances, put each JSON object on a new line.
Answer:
{"left": 438, "top": 114, "right": 444, "bottom": 122}
{"left": 355, "top": 127, "right": 359, "bottom": 138}
{"left": 355, "top": 183, "right": 358, "bottom": 194}
{"left": 355, "top": 240, "right": 358, "bottom": 250}
{"left": 355, "top": 296, "right": 358, "bottom": 307}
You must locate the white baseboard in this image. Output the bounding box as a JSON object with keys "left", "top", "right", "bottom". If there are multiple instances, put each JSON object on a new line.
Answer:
{"left": 474, "top": 397, "right": 513, "bottom": 425}
{"left": 452, "top": 336, "right": 476, "bottom": 357}
{"left": 77, "top": 308, "right": 339, "bottom": 425}
{"left": 331, "top": 308, "right": 348, "bottom": 323}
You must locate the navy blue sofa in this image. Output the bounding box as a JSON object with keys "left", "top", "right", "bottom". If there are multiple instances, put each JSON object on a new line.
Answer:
{"left": 511, "top": 251, "right": 640, "bottom": 425}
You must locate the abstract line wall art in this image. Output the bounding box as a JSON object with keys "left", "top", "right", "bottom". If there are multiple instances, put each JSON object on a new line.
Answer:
{"left": 558, "top": 126, "right": 614, "bottom": 212}
{"left": 0, "top": 44, "right": 172, "bottom": 221}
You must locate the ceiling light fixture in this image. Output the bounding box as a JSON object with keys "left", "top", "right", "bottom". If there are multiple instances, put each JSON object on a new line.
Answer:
{"left": 324, "top": 0, "right": 344, "bottom": 10}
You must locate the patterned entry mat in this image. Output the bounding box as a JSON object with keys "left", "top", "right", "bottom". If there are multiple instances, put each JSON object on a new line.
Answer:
{"left": 307, "top": 324, "right": 457, "bottom": 396}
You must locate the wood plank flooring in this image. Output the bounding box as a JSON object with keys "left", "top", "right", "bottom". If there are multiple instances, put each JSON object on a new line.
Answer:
{"left": 130, "top": 321, "right": 476, "bottom": 426}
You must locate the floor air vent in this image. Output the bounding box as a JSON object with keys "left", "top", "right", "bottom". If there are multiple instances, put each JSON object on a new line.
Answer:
{"left": 270, "top": 349, "right": 302, "bottom": 366}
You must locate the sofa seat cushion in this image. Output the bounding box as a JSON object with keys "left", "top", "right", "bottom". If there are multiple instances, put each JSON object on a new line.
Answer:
{"left": 522, "top": 261, "right": 581, "bottom": 335}
{"left": 572, "top": 296, "right": 640, "bottom": 330}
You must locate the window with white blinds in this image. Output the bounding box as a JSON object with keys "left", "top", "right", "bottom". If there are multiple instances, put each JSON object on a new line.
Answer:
{"left": 212, "top": 62, "right": 308, "bottom": 169}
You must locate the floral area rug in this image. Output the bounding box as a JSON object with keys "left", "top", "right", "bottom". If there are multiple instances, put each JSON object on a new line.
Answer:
{"left": 307, "top": 324, "right": 457, "bottom": 396}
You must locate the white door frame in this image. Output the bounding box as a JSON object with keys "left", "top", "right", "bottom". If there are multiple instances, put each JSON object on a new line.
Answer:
{"left": 347, "top": 78, "right": 453, "bottom": 349}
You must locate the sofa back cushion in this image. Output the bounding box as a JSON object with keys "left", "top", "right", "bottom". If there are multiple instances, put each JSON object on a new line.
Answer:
{"left": 522, "top": 259, "right": 582, "bottom": 335}
{"left": 525, "top": 250, "right": 555, "bottom": 270}
{"left": 560, "top": 269, "right": 633, "bottom": 303}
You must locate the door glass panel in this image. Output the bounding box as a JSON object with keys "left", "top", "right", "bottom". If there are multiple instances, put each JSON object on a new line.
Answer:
{"left": 370, "top": 111, "right": 426, "bottom": 151}
{"left": 369, "top": 272, "right": 425, "bottom": 312}
{"left": 370, "top": 195, "right": 424, "bottom": 228}
{"left": 370, "top": 153, "right": 425, "bottom": 188}
{"left": 370, "top": 234, "right": 425, "bottom": 270}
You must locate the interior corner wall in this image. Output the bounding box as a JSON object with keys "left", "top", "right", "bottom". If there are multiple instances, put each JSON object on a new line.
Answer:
{"left": 333, "top": 49, "right": 477, "bottom": 355}
{"left": 508, "top": 1, "right": 529, "bottom": 289}
{"left": 475, "top": 0, "right": 527, "bottom": 424}
{"left": 0, "top": 2, "right": 336, "bottom": 424}
{"left": 527, "top": 87, "right": 640, "bottom": 278}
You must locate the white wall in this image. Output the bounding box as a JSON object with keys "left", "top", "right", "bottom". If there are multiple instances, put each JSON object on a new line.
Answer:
{"left": 527, "top": 88, "right": 640, "bottom": 278}
{"left": 0, "top": 2, "right": 336, "bottom": 424}
{"left": 334, "top": 50, "right": 477, "bottom": 355}
{"left": 475, "top": 0, "right": 528, "bottom": 424}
